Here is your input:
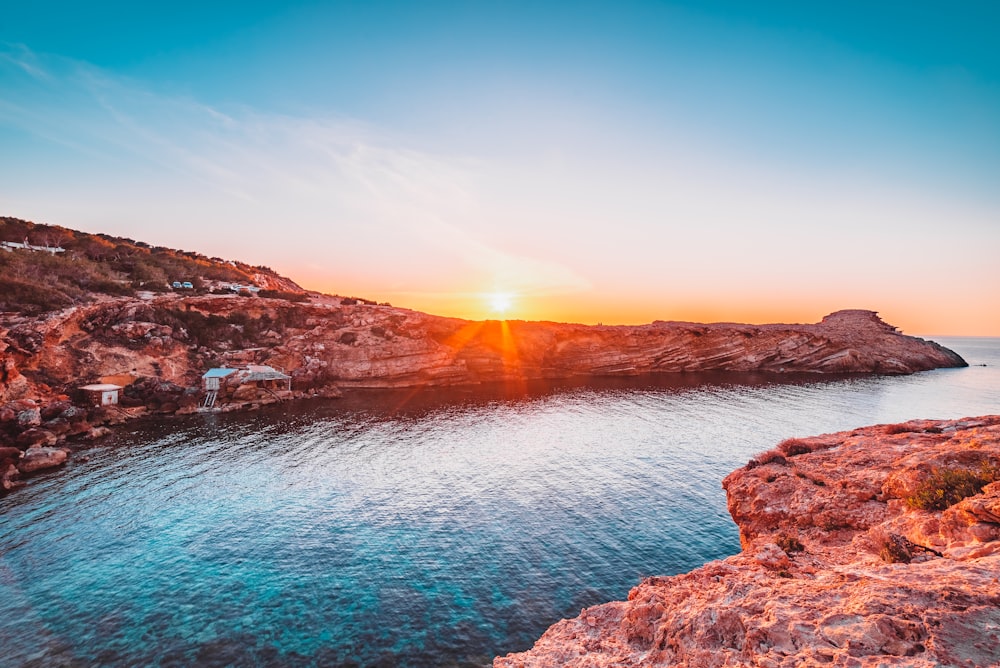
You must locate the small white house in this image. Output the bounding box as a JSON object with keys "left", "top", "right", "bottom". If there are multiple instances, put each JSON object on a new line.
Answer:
{"left": 80, "top": 383, "right": 123, "bottom": 406}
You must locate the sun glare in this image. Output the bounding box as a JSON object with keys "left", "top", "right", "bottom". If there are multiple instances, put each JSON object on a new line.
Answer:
{"left": 488, "top": 292, "right": 514, "bottom": 316}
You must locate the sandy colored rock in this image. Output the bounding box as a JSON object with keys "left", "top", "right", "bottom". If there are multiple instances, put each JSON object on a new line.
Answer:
{"left": 496, "top": 415, "right": 1000, "bottom": 668}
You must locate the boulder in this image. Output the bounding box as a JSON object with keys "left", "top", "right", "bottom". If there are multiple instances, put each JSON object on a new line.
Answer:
{"left": 16, "top": 428, "right": 57, "bottom": 449}
{"left": 16, "top": 408, "right": 41, "bottom": 428}
{"left": 66, "top": 419, "right": 93, "bottom": 436}
{"left": 44, "top": 417, "right": 71, "bottom": 436}
{"left": 84, "top": 426, "right": 112, "bottom": 440}
{"left": 18, "top": 447, "right": 69, "bottom": 473}
{"left": 58, "top": 404, "right": 87, "bottom": 420}
{"left": 89, "top": 407, "right": 128, "bottom": 425}
{"left": 1, "top": 463, "right": 23, "bottom": 491}
{"left": 41, "top": 400, "right": 74, "bottom": 421}
{"left": 0, "top": 446, "right": 22, "bottom": 463}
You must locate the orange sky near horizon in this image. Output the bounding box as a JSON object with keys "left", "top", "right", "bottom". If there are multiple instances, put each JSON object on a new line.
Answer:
{"left": 303, "top": 273, "right": 999, "bottom": 338}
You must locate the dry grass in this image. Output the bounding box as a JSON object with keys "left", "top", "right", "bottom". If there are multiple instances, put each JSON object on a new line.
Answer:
{"left": 904, "top": 462, "right": 1000, "bottom": 511}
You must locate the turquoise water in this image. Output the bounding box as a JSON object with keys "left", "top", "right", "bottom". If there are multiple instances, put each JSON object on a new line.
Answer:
{"left": 1, "top": 337, "right": 998, "bottom": 667}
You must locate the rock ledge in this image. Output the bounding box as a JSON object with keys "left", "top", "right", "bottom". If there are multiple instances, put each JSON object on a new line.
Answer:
{"left": 496, "top": 415, "right": 1000, "bottom": 668}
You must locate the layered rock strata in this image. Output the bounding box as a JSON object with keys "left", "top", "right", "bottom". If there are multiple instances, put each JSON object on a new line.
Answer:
{"left": 1, "top": 297, "right": 965, "bottom": 405}
{"left": 495, "top": 415, "right": 1000, "bottom": 668}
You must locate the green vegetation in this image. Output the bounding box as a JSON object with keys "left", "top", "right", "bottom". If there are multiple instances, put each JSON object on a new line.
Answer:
{"left": 258, "top": 289, "right": 310, "bottom": 302}
{"left": 777, "top": 438, "right": 812, "bottom": 456}
{"left": 904, "top": 462, "right": 1000, "bottom": 511}
{"left": 0, "top": 216, "right": 298, "bottom": 313}
{"left": 878, "top": 534, "right": 913, "bottom": 564}
{"left": 775, "top": 533, "right": 804, "bottom": 554}
{"left": 123, "top": 306, "right": 312, "bottom": 349}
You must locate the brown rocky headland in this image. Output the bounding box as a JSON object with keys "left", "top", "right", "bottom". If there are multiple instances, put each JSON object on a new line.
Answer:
{"left": 495, "top": 415, "right": 1000, "bottom": 668}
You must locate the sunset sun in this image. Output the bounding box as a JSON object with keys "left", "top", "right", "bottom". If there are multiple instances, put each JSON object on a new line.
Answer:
{"left": 487, "top": 291, "right": 514, "bottom": 316}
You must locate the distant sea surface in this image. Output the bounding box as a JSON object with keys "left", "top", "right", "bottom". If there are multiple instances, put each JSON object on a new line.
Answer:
{"left": 1, "top": 337, "right": 998, "bottom": 667}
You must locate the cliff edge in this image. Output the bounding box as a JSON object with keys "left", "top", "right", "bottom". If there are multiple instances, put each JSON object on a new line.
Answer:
{"left": 495, "top": 415, "right": 1000, "bottom": 667}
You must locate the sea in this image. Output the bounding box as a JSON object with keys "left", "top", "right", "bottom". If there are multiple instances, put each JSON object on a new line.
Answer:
{"left": 1, "top": 337, "right": 998, "bottom": 667}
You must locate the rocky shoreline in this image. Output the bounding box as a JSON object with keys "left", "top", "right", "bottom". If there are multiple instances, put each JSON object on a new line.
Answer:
{"left": 0, "top": 297, "right": 966, "bottom": 493}
{"left": 495, "top": 415, "right": 1000, "bottom": 667}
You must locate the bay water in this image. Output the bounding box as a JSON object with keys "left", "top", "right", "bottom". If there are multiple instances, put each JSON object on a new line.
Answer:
{"left": 1, "top": 337, "right": 998, "bottom": 667}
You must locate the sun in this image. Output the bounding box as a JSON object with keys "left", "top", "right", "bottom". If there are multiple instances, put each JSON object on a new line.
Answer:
{"left": 487, "top": 291, "right": 514, "bottom": 316}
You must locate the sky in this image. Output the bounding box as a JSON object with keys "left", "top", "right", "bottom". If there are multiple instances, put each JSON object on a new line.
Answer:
{"left": 1, "top": 1, "right": 998, "bottom": 334}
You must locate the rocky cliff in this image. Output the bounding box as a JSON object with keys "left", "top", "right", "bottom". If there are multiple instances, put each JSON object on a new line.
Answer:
{"left": 0, "top": 297, "right": 967, "bottom": 402}
{"left": 495, "top": 415, "right": 1000, "bottom": 668}
{"left": 0, "top": 292, "right": 967, "bottom": 492}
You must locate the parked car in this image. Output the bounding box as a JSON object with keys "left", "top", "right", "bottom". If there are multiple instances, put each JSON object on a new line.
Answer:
{"left": 182, "top": 281, "right": 194, "bottom": 289}
{"left": 171, "top": 281, "right": 182, "bottom": 289}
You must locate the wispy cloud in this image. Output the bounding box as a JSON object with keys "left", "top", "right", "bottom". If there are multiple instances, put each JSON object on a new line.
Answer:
{"left": 0, "top": 45, "right": 591, "bottom": 300}
{"left": 0, "top": 42, "right": 50, "bottom": 80}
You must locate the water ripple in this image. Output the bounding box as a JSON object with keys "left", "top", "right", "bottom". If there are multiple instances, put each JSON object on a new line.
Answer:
{"left": 0, "top": 337, "right": 997, "bottom": 666}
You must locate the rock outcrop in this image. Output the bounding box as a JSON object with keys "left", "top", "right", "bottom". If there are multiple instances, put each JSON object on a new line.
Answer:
{"left": 496, "top": 415, "right": 1000, "bottom": 668}
{"left": 17, "top": 446, "right": 69, "bottom": 474}
{"left": 0, "top": 298, "right": 966, "bottom": 407}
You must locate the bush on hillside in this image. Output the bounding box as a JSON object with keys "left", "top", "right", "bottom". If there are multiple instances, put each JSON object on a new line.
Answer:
{"left": 904, "top": 462, "right": 1000, "bottom": 511}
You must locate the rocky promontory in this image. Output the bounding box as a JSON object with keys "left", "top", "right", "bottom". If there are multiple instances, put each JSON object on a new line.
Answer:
{"left": 0, "top": 297, "right": 966, "bottom": 402}
{"left": 495, "top": 415, "right": 1000, "bottom": 667}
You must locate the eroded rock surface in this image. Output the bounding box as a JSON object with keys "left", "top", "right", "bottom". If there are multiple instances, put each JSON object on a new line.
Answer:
{"left": 496, "top": 416, "right": 1000, "bottom": 668}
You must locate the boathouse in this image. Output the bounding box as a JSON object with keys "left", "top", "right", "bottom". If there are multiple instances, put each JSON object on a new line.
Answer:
{"left": 80, "top": 384, "right": 123, "bottom": 407}
{"left": 202, "top": 367, "right": 237, "bottom": 391}
{"left": 240, "top": 365, "right": 292, "bottom": 391}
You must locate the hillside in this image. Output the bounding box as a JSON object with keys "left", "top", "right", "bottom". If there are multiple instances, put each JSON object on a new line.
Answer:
{"left": 0, "top": 216, "right": 304, "bottom": 313}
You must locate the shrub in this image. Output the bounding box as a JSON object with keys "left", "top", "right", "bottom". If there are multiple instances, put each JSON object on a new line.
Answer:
{"left": 776, "top": 533, "right": 804, "bottom": 554}
{"left": 745, "top": 449, "right": 787, "bottom": 470}
{"left": 879, "top": 534, "right": 912, "bottom": 563}
{"left": 258, "top": 289, "right": 309, "bottom": 302}
{"left": 778, "top": 438, "right": 813, "bottom": 456}
{"left": 0, "top": 278, "right": 73, "bottom": 313}
{"left": 904, "top": 462, "right": 1000, "bottom": 511}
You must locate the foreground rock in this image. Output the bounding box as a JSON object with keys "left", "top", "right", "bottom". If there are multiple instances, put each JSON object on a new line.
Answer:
{"left": 17, "top": 446, "right": 69, "bottom": 474}
{"left": 496, "top": 415, "right": 1000, "bottom": 668}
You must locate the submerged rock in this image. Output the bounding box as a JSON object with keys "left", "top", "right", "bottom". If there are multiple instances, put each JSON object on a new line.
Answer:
{"left": 496, "top": 415, "right": 1000, "bottom": 668}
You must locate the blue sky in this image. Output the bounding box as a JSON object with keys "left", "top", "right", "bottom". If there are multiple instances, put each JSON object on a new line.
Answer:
{"left": 2, "top": 1, "right": 998, "bottom": 332}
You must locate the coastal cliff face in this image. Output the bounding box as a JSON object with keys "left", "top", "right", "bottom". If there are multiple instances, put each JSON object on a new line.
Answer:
{"left": 0, "top": 296, "right": 966, "bottom": 403}
{"left": 495, "top": 415, "right": 1000, "bottom": 668}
